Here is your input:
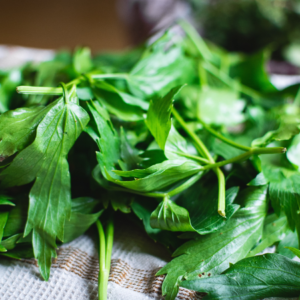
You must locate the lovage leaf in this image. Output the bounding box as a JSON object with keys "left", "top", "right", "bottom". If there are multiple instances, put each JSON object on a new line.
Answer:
{"left": 247, "top": 213, "right": 290, "bottom": 256}
{"left": 181, "top": 253, "right": 300, "bottom": 300}
{"left": 64, "top": 197, "right": 103, "bottom": 243}
{"left": 84, "top": 100, "right": 120, "bottom": 180}
{"left": 1, "top": 91, "right": 90, "bottom": 280}
{"left": 92, "top": 81, "right": 145, "bottom": 121}
{"left": 157, "top": 186, "right": 267, "bottom": 300}
{"left": 111, "top": 160, "right": 201, "bottom": 193}
{"left": 197, "top": 87, "right": 245, "bottom": 126}
{"left": 0, "top": 104, "right": 55, "bottom": 161}
{"left": 127, "top": 32, "right": 194, "bottom": 98}
{"left": 146, "top": 85, "right": 184, "bottom": 150}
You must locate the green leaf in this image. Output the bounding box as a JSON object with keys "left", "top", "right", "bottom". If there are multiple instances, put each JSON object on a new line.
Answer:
{"left": 127, "top": 33, "right": 194, "bottom": 98}
{"left": 1, "top": 94, "right": 90, "bottom": 280}
{"left": 248, "top": 213, "right": 290, "bottom": 256}
{"left": 131, "top": 196, "right": 182, "bottom": 251}
{"left": 73, "top": 47, "right": 93, "bottom": 74}
{"left": 120, "top": 127, "right": 142, "bottom": 171}
{"left": 1, "top": 233, "right": 23, "bottom": 250}
{"left": 92, "top": 81, "right": 145, "bottom": 121}
{"left": 252, "top": 105, "right": 300, "bottom": 147}
{"left": 146, "top": 85, "right": 184, "bottom": 150}
{"left": 84, "top": 100, "right": 120, "bottom": 180}
{"left": 0, "top": 69, "right": 22, "bottom": 112}
{"left": 0, "top": 212, "right": 9, "bottom": 252}
{"left": 277, "top": 230, "right": 298, "bottom": 259}
{"left": 267, "top": 171, "right": 300, "bottom": 243}
{"left": 0, "top": 195, "right": 14, "bottom": 206}
{"left": 230, "top": 51, "right": 277, "bottom": 93}
{"left": 181, "top": 254, "right": 300, "bottom": 300}
{"left": 286, "top": 246, "right": 300, "bottom": 258}
{"left": 110, "top": 160, "right": 201, "bottom": 193}
{"left": 287, "top": 133, "right": 300, "bottom": 169}
{"left": 3, "top": 198, "right": 28, "bottom": 237}
{"left": 157, "top": 186, "right": 267, "bottom": 300}
{"left": 150, "top": 196, "right": 194, "bottom": 232}
{"left": 164, "top": 124, "right": 197, "bottom": 162}
{"left": 64, "top": 197, "right": 103, "bottom": 243}
{"left": 197, "top": 88, "right": 245, "bottom": 126}
{"left": 0, "top": 104, "right": 55, "bottom": 160}
{"left": 176, "top": 179, "right": 240, "bottom": 235}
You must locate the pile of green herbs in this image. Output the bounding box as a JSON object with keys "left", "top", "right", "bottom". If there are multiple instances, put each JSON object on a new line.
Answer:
{"left": 1, "top": 21, "right": 300, "bottom": 300}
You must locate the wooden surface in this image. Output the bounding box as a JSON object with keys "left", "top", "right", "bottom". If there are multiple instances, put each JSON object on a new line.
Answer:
{"left": 0, "top": 0, "right": 129, "bottom": 51}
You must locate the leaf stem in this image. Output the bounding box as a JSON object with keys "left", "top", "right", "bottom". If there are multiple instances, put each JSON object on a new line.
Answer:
{"left": 105, "top": 215, "right": 114, "bottom": 289}
{"left": 172, "top": 107, "right": 226, "bottom": 216}
{"left": 91, "top": 73, "right": 129, "bottom": 80}
{"left": 16, "top": 86, "right": 63, "bottom": 95}
{"left": 168, "top": 172, "right": 203, "bottom": 197}
{"left": 215, "top": 168, "right": 226, "bottom": 217}
{"left": 95, "top": 214, "right": 114, "bottom": 300}
{"left": 96, "top": 219, "right": 107, "bottom": 300}
{"left": 198, "top": 119, "right": 251, "bottom": 151}
{"left": 201, "top": 147, "right": 286, "bottom": 172}
{"left": 172, "top": 107, "right": 213, "bottom": 162}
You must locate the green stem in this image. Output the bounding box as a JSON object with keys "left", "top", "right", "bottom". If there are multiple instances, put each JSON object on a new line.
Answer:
{"left": 172, "top": 107, "right": 226, "bottom": 216}
{"left": 178, "top": 19, "right": 214, "bottom": 63}
{"left": 198, "top": 119, "right": 251, "bottom": 151}
{"left": 16, "top": 86, "right": 63, "bottom": 95}
{"left": 105, "top": 215, "right": 114, "bottom": 289}
{"left": 16, "top": 73, "right": 128, "bottom": 95}
{"left": 215, "top": 168, "right": 226, "bottom": 217}
{"left": 171, "top": 150, "right": 210, "bottom": 164}
{"left": 172, "top": 107, "right": 213, "bottom": 162}
{"left": 201, "top": 147, "right": 286, "bottom": 171}
{"left": 168, "top": 172, "right": 203, "bottom": 197}
{"left": 91, "top": 73, "right": 128, "bottom": 80}
{"left": 96, "top": 220, "right": 107, "bottom": 300}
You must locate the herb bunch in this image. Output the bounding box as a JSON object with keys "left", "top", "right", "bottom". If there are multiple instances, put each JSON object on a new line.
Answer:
{"left": 1, "top": 21, "right": 300, "bottom": 300}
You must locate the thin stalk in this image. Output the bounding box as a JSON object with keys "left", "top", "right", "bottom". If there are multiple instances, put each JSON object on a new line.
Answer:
{"left": 168, "top": 172, "right": 203, "bottom": 197}
{"left": 91, "top": 73, "right": 129, "bottom": 80}
{"left": 172, "top": 107, "right": 213, "bottom": 162}
{"left": 178, "top": 19, "right": 214, "bottom": 63}
{"left": 198, "top": 119, "right": 251, "bottom": 151}
{"left": 96, "top": 220, "right": 107, "bottom": 300}
{"left": 16, "top": 86, "right": 63, "bottom": 95}
{"left": 215, "top": 168, "right": 226, "bottom": 217}
{"left": 201, "top": 147, "right": 286, "bottom": 172}
{"left": 171, "top": 151, "right": 210, "bottom": 164}
{"left": 172, "top": 107, "right": 226, "bottom": 217}
{"left": 105, "top": 215, "right": 114, "bottom": 292}
{"left": 17, "top": 73, "right": 128, "bottom": 95}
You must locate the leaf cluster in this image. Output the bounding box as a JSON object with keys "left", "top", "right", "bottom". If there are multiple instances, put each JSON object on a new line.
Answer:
{"left": 0, "top": 21, "right": 300, "bottom": 300}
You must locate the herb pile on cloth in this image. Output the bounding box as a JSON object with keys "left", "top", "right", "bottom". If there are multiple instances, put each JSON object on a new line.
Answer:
{"left": 1, "top": 21, "right": 300, "bottom": 300}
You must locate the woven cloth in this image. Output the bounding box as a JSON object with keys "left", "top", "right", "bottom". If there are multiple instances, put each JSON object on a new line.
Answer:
{"left": 0, "top": 46, "right": 299, "bottom": 300}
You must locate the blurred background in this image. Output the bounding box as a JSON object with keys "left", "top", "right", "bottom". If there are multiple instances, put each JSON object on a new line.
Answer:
{"left": 1, "top": 0, "right": 300, "bottom": 72}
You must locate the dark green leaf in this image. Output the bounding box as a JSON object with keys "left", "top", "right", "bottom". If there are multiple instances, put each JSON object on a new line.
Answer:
{"left": 127, "top": 33, "right": 194, "bottom": 98}
{"left": 248, "top": 213, "right": 290, "bottom": 256}
{"left": 157, "top": 186, "right": 267, "bottom": 300}
{"left": 1, "top": 94, "right": 89, "bottom": 280}
{"left": 146, "top": 85, "right": 184, "bottom": 150}
{"left": 277, "top": 230, "right": 298, "bottom": 259}
{"left": 85, "top": 100, "right": 120, "bottom": 180}
{"left": 110, "top": 160, "right": 201, "bottom": 193}
{"left": 181, "top": 254, "right": 300, "bottom": 300}
{"left": 0, "top": 104, "right": 55, "bottom": 160}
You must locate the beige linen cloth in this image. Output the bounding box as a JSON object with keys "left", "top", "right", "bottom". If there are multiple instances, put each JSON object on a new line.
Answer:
{"left": 0, "top": 46, "right": 298, "bottom": 300}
